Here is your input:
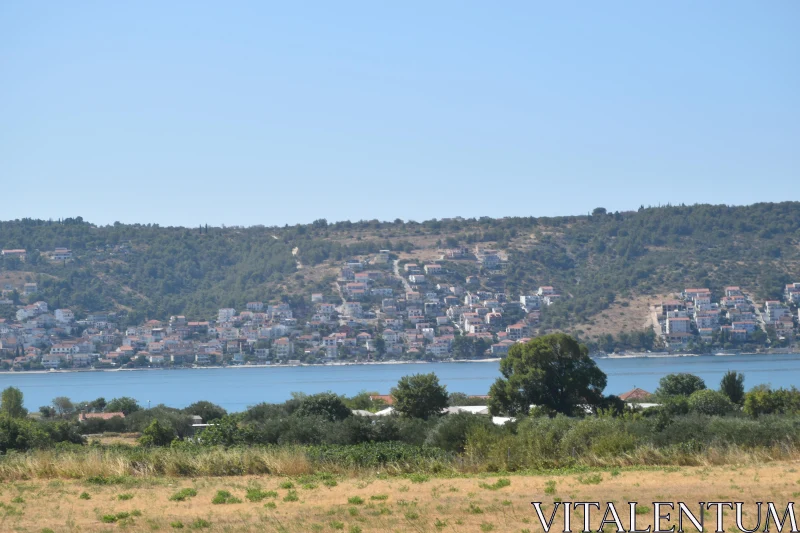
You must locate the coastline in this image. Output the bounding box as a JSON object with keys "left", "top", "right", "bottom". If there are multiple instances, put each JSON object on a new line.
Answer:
{"left": 0, "top": 357, "right": 504, "bottom": 375}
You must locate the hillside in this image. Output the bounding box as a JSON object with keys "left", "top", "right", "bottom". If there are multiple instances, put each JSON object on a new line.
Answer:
{"left": 1, "top": 203, "right": 799, "bottom": 341}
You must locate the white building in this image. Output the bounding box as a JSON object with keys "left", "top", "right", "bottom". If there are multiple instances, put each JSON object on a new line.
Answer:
{"left": 217, "top": 308, "right": 236, "bottom": 322}
{"left": 55, "top": 309, "right": 75, "bottom": 323}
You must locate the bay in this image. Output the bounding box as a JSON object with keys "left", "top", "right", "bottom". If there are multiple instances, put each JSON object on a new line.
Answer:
{"left": 1, "top": 353, "right": 800, "bottom": 412}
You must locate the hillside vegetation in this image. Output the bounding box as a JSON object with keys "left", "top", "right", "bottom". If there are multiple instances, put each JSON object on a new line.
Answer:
{"left": 1, "top": 203, "right": 799, "bottom": 334}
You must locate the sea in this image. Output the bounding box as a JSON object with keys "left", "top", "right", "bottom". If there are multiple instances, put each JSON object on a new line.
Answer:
{"left": 2, "top": 353, "right": 800, "bottom": 412}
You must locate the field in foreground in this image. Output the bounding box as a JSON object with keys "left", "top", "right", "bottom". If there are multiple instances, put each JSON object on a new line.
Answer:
{"left": 1, "top": 462, "right": 798, "bottom": 533}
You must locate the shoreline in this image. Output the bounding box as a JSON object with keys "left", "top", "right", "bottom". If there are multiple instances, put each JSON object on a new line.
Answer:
{"left": 0, "top": 357, "right": 504, "bottom": 375}
{"left": 3, "top": 351, "right": 798, "bottom": 375}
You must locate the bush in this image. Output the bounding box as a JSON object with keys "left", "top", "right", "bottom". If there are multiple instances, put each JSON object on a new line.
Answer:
{"left": 183, "top": 401, "right": 227, "bottom": 422}
{"left": 743, "top": 387, "right": 800, "bottom": 417}
{"left": 139, "top": 419, "right": 177, "bottom": 447}
{"left": 294, "top": 393, "right": 352, "bottom": 422}
{"left": 688, "top": 390, "right": 733, "bottom": 416}
{"left": 211, "top": 490, "right": 241, "bottom": 504}
{"left": 169, "top": 488, "right": 198, "bottom": 502}
{"left": 424, "top": 412, "right": 496, "bottom": 453}
{"left": 0, "top": 414, "right": 51, "bottom": 452}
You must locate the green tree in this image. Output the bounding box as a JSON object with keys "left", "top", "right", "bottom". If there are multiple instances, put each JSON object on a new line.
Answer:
{"left": 0, "top": 414, "right": 50, "bottom": 452}
{"left": 183, "top": 401, "right": 227, "bottom": 422}
{"left": 52, "top": 396, "right": 75, "bottom": 418}
{"left": 719, "top": 370, "right": 745, "bottom": 405}
{"left": 294, "top": 392, "right": 352, "bottom": 422}
{"left": 488, "top": 333, "right": 607, "bottom": 416}
{"left": 106, "top": 397, "right": 141, "bottom": 415}
{"left": 655, "top": 373, "right": 706, "bottom": 397}
{"left": 139, "top": 419, "right": 177, "bottom": 447}
{"left": 688, "top": 389, "right": 733, "bottom": 416}
{"left": 391, "top": 373, "right": 449, "bottom": 420}
{"left": 0, "top": 387, "right": 27, "bottom": 418}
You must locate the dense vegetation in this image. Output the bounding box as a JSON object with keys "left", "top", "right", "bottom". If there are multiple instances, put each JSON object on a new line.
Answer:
{"left": 1, "top": 202, "right": 799, "bottom": 327}
{"left": 3, "top": 335, "right": 800, "bottom": 478}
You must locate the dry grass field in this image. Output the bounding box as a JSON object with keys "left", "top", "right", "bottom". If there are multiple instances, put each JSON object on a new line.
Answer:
{"left": 2, "top": 462, "right": 799, "bottom": 533}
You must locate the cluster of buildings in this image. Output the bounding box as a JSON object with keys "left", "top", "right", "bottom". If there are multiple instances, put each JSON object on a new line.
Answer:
{"left": 0, "top": 246, "right": 561, "bottom": 370}
{"left": 655, "top": 284, "right": 799, "bottom": 347}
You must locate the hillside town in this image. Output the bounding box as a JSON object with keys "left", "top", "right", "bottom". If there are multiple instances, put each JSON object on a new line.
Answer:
{"left": 654, "top": 283, "right": 800, "bottom": 349}
{"left": 1, "top": 246, "right": 799, "bottom": 370}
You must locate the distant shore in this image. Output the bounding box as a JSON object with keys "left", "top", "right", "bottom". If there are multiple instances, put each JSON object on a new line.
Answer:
{"left": 0, "top": 357, "right": 504, "bottom": 375}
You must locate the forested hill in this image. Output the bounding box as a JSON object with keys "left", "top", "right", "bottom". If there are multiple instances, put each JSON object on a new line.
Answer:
{"left": 1, "top": 203, "right": 799, "bottom": 328}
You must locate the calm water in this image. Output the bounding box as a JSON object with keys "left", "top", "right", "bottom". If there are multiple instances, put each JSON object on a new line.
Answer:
{"left": 2, "top": 354, "right": 800, "bottom": 412}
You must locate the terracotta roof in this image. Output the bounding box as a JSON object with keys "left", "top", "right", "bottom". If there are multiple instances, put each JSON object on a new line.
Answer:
{"left": 369, "top": 394, "right": 394, "bottom": 405}
{"left": 619, "top": 388, "right": 652, "bottom": 401}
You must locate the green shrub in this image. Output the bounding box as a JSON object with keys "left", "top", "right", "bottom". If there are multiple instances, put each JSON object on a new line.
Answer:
{"left": 245, "top": 488, "right": 277, "bottom": 502}
{"left": 189, "top": 518, "right": 211, "bottom": 529}
{"left": 169, "top": 488, "right": 198, "bottom": 502}
{"left": 171, "top": 521, "right": 184, "bottom": 529}
{"left": 347, "top": 496, "right": 364, "bottom": 505}
{"left": 211, "top": 490, "right": 241, "bottom": 504}
{"left": 117, "top": 493, "right": 133, "bottom": 500}
{"left": 479, "top": 478, "right": 511, "bottom": 491}
{"left": 688, "top": 390, "right": 733, "bottom": 416}
{"left": 283, "top": 490, "right": 299, "bottom": 502}
{"left": 79, "top": 492, "right": 91, "bottom": 500}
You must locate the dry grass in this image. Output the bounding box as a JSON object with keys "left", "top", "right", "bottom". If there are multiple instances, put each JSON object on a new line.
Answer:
{"left": 570, "top": 293, "right": 666, "bottom": 340}
{"left": 0, "top": 462, "right": 798, "bottom": 532}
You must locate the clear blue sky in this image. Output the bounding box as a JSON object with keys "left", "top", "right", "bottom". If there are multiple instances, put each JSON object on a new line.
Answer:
{"left": 2, "top": 2, "right": 798, "bottom": 227}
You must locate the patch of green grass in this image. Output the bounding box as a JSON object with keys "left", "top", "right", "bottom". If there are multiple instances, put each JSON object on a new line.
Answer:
{"left": 118, "top": 493, "right": 134, "bottom": 500}
{"left": 347, "top": 496, "right": 364, "bottom": 505}
{"left": 349, "top": 526, "right": 362, "bottom": 533}
{"left": 264, "top": 501, "right": 277, "bottom": 510}
{"left": 405, "top": 511, "right": 419, "bottom": 520}
{"left": 41, "top": 529, "right": 55, "bottom": 533}
{"left": 370, "top": 494, "right": 388, "bottom": 501}
{"left": 323, "top": 479, "right": 338, "bottom": 488}
{"left": 170, "top": 521, "right": 184, "bottom": 529}
{"left": 479, "top": 478, "right": 511, "bottom": 491}
{"left": 279, "top": 481, "right": 294, "bottom": 489}
{"left": 434, "top": 518, "right": 448, "bottom": 530}
{"left": 169, "top": 488, "right": 198, "bottom": 502}
{"left": 86, "top": 475, "right": 129, "bottom": 485}
{"left": 480, "top": 523, "right": 495, "bottom": 532}
{"left": 79, "top": 492, "right": 91, "bottom": 500}
{"left": 408, "top": 473, "right": 429, "bottom": 484}
{"left": 211, "top": 490, "right": 241, "bottom": 504}
{"left": 544, "top": 480, "right": 556, "bottom": 495}
{"left": 189, "top": 518, "right": 211, "bottom": 529}
{"left": 283, "top": 490, "right": 299, "bottom": 502}
{"left": 245, "top": 488, "right": 277, "bottom": 502}
{"left": 11, "top": 496, "right": 24, "bottom": 503}
{"left": 348, "top": 507, "right": 359, "bottom": 517}
{"left": 611, "top": 468, "right": 621, "bottom": 477}
{"left": 635, "top": 505, "right": 651, "bottom": 515}
{"left": 577, "top": 473, "right": 603, "bottom": 485}
{"left": 330, "top": 521, "right": 345, "bottom": 530}
{"left": 101, "top": 515, "right": 118, "bottom": 523}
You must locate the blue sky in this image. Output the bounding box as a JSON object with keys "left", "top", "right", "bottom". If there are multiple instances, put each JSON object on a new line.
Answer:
{"left": 1, "top": 2, "right": 798, "bottom": 227}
